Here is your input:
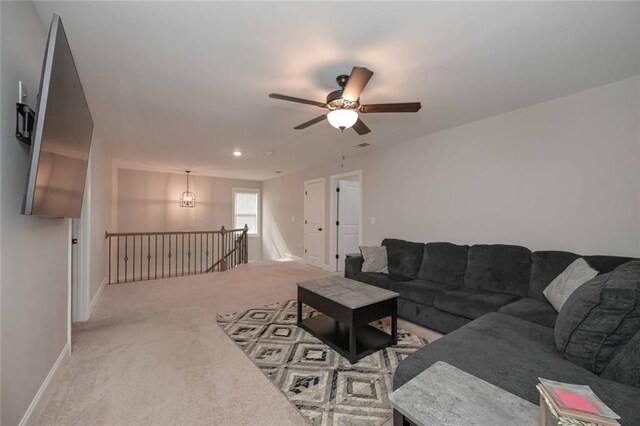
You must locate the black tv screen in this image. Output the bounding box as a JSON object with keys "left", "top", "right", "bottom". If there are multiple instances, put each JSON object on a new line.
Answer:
{"left": 22, "top": 14, "right": 93, "bottom": 218}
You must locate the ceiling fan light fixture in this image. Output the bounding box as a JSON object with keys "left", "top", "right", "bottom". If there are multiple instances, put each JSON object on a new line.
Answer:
{"left": 327, "top": 109, "right": 358, "bottom": 130}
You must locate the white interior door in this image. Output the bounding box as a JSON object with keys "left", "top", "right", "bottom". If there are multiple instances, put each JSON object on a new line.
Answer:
{"left": 304, "top": 179, "right": 325, "bottom": 268}
{"left": 337, "top": 180, "right": 360, "bottom": 271}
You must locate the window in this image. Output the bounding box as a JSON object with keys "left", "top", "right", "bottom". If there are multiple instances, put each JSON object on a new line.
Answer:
{"left": 233, "top": 188, "right": 260, "bottom": 236}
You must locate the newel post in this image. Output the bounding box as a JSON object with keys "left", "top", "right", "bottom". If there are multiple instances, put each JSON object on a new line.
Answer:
{"left": 243, "top": 224, "right": 249, "bottom": 264}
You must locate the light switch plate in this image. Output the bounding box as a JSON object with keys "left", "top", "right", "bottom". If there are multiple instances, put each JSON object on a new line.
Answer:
{"left": 370, "top": 217, "right": 376, "bottom": 225}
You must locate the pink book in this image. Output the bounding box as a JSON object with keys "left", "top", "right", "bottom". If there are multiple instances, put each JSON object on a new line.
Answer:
{"left": 539, "top": 378, "right": 620, "bottom": 420}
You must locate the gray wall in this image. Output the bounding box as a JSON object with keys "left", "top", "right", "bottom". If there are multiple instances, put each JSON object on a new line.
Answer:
{"left": 116, "top": 168, "right": 263, "bottom": 261}
{"left": 263, "top": 76, "right": 640, "bottom": 265}
{"left": 1, "top": 2, "right": 70, "bottom": 425}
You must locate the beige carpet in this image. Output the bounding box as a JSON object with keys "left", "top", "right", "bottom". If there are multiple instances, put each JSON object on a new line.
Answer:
{"left": 30, "top": 260, "right": 440, "bottom": 425}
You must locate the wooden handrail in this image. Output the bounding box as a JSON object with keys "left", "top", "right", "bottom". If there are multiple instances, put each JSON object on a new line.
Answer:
{"left": 105, "top": 228, "right": 247, "bottom": 238}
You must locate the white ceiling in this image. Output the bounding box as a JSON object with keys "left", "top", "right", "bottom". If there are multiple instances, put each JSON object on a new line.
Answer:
{"left": 33, "top": 1, "right": 640, "bottom": 181}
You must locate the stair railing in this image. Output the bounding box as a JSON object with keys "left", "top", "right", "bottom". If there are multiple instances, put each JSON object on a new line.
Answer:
{"left": 105, "top": 225, "right": 249, "bottom": 284}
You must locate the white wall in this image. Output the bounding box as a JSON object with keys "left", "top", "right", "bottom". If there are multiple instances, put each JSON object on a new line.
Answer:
{"left": 0, "top": 2, "right": 70, "bottom": 425}
{"left": 116, "top": 169, "right": 263, "bottom": 261}
{"left": 263, "top": 76, "right": 640, "bottom": 266}
{"left": 75, "top": 133, "right": 113, "bottom": 322}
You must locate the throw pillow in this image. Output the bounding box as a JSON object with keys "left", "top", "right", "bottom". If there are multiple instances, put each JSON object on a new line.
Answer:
{"left": 554, "top": 260, "right": 640, "bottom": 374}
{"left": 543, "top": 258, "right": 598, "bottom": 311}
{"left": 360, "top": 246, "right": 389, "bottom": 274}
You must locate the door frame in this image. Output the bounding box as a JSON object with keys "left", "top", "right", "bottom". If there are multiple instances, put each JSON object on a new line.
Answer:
{"left": 329, "top": 170, "right": 363, "bottom": 272}
{"left": 303, "top": 177, "right": 326, "bottom": 268}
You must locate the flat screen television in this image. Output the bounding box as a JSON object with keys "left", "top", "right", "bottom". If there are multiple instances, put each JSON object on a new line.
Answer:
{"left": 22, "top": 14, "right": 93, "bottom": 218}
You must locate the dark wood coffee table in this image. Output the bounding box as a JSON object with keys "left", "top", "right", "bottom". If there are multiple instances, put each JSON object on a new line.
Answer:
{"left": 297, "top": 276, "right": 399, "bottom": 364}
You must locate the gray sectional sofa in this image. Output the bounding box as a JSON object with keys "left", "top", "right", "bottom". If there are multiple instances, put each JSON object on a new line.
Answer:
{"left": 345, "top": 239, "right": 640, "bottom": 425}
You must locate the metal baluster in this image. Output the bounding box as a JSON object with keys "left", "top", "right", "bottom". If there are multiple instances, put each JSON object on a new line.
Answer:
{"left": 162, "top": 235, "right": 165, "bottom": 278}
{"left": 140, "top": 235, "right": 143, "bottom": 281}
{"left": 117, "top": 236, "right": 121, "bottom": 284}
{"left": 147, "top": 235, "right": 151, "bottom": 280}
{"left": 132, "top": 235, "right": 136, "bottom": 282}
{"left": 168, "top": 234, "right": 172, "bottom": 278}
{"left": 124, "top": 236, "right": 129, "bottom": 283}
{"left": 154, "top": 235, "right": 158, "bottom": 279}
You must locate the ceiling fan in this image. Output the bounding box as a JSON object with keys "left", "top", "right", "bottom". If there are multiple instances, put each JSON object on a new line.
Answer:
{"left": 269, "top": 66, "right": 421, "bottom": 135}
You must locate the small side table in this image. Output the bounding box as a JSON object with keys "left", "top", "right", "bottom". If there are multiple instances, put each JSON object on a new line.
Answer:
{"left": 390, "top": 361, "right": 539, "bottom": 426}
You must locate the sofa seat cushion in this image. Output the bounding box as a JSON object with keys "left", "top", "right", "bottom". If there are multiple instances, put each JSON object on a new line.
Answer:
{"left": 498, "top": 298, "right": 558, "bottom": 328}
{"left": 555, "top": 260, "right": 640, "bottom": 374}
{"left": 391, "top": 280, "right": 458, "bottom": 307}
{"left": 382, "top": 239, "right": 424, "bottom": 280}
{"left": 464, "top": 244, "right": 532, "bottom": 297}
{"left": 417, "top": 242, "right": 469, "bottom": 287}
{"left": 353, "top": 272, "right": 393, "bottom": 290}
{"left": 393, "top": 313, "right": 640, "bottom": 426}
{"left": 433, "top": 289, "right": 520, "bottom": 319}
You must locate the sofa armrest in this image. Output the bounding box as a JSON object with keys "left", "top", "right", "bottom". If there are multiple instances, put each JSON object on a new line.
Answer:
{"left": 345, "top": 254, "right": 364, "bottom": 278}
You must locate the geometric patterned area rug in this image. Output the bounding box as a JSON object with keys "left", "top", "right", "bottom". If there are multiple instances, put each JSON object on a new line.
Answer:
{"left": 217, "top": 299, "right": 429, "bottom": 426}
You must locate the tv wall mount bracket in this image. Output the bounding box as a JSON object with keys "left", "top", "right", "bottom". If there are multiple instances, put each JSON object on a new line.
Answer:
{"left": 16, "top": 81, "right": 35, "bottom": 146}
{"left": 16, "top": 103, "right": 35, "bottom": 146}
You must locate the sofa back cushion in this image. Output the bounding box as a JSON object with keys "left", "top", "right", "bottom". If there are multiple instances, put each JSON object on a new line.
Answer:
{"left": 464, "top": 244, "right": 532, "bottom": 296}
{"left": 600, "top": 330, "right": 640, "bottom": 389}
{"left": 530, "top": 251, "right": 580, "bottom": 301}
{"left": 554, "top": 260, "right": 640, "bottom": 374}
{"left": 382, "top": 238, "right": 424, "bottom": 280}
{"left": 418, "top": 242, "right": 468, "bottom": 287}
{"left": 530, "top": 252, "right": 633, "bottom": 301}
{"left": 582, "top": 255, "right": 635, "bottom": 275}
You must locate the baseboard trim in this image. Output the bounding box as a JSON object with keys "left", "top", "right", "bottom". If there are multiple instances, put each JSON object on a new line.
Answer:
{"left": 89, "top": 276, "right": 108, "bottom": 317}
{"left": 18, "top": 342, "right": 70, "bottom": 426}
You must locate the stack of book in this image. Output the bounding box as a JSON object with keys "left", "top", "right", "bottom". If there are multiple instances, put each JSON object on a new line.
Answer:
{"left": 537, "top": 378, "right": 621, "bottom": 426}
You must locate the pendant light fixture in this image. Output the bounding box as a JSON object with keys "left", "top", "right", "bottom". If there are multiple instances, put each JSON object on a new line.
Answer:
{"left": 180, "top": 170, "right": 196, "bottom": 207}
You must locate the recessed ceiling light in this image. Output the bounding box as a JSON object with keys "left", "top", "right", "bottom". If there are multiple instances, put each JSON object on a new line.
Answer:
{"left": 266, "top": 151, "right": 275, "bottom": 156}
{"left": 233, "top": 150, "right": 242, "bottom": 157}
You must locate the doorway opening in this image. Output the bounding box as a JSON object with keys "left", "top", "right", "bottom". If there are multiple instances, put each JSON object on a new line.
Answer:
{"left": 330, "top": 170, "right": 362, "bottom": 272}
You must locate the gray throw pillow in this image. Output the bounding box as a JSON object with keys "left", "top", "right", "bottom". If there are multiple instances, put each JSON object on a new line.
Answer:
{"left": 543, "top": 258, "right": 598, "bottom": 311}
{"left": 554, "top": 260, "right": 640, "bottom": 374}
{"left": 360, "top": 246, "right": 389, "bottom": 274}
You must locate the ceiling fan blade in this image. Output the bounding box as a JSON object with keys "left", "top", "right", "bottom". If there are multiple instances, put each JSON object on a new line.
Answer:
{"left": 294, "top": 115, "right": 327, "bottom": 129}
{"left": 359, "top": 102, "right": 422, "bottom": 113}
{"left": 352, "top": 118, "right": 371, "bottom": 135}
{"left": 269, "top": 93, "right": 326, "bottom": 108}
{"left": 342, "top": 67, "right": 374, "bottom": 102}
